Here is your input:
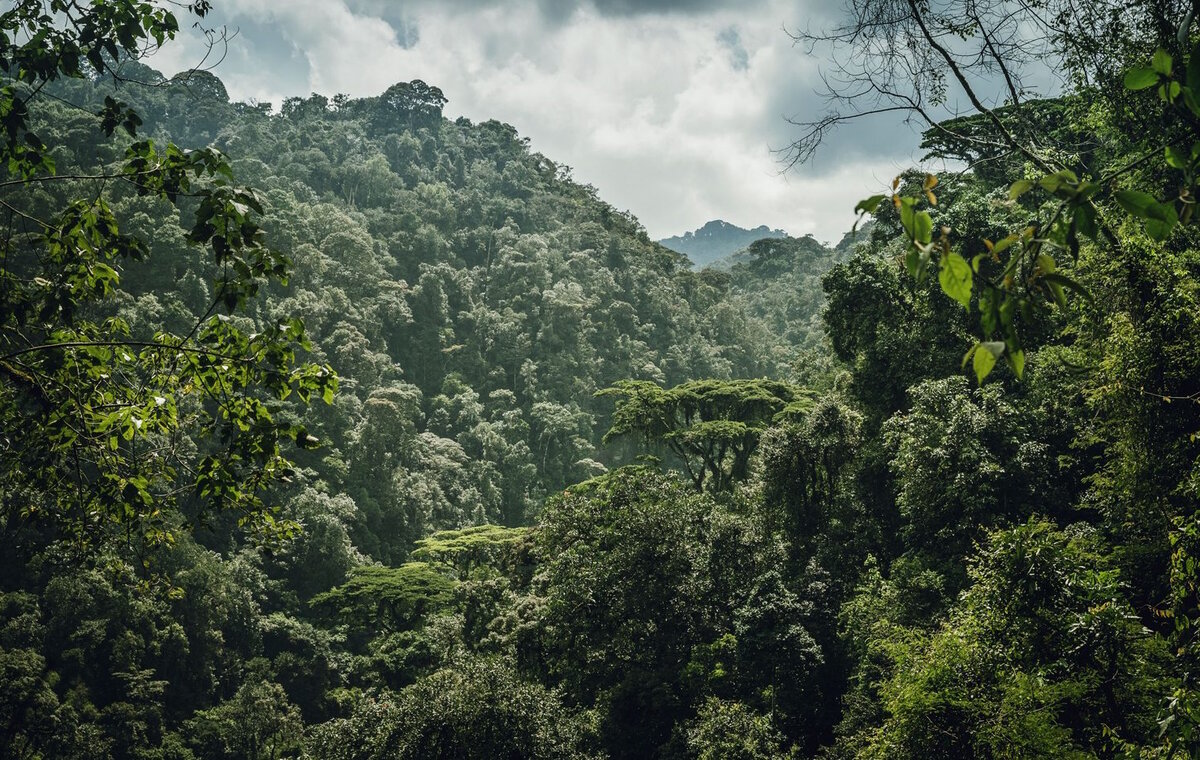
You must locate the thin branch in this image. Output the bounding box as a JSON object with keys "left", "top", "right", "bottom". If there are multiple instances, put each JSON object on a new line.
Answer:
{"left": 906, "top": 0, "right": 1057, "bottom": 175}
{"left": 1, "top": 340, "right": 249, "bottom": 363}
{"left": 977, "top": 14, "right": 1023, "bottom": 107}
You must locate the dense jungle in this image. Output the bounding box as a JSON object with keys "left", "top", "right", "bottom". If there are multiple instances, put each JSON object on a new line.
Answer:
{"left": 2, "top": 1, "right": 1200, "bottom": 758}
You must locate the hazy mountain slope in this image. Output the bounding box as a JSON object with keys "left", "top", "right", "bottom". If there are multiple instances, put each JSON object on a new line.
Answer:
{"left": 659, "top": 219, "right": 787, "bottom": 267}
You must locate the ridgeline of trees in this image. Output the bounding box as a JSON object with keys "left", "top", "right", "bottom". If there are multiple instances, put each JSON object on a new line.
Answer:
{"left": 1, "top": 1, "right": 1199, "bottom": 758}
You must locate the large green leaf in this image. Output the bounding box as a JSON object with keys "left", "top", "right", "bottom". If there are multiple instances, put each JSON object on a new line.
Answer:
{"left": 938, "top": 251, "right": 973, "bottom": 309}
{"left": 1123, "top": 67, "right": 1159, "bottom": 90}
{"left": 1115, "top": 190, "right": 1178, "bottom": 241}
{"left": 970, "top": 341, "right": 1004, "bottom": 383}
{"left": 854, "top": 194, "right": 887, "bottom": 215}
{"left": 913, "top": 210, "right": 933, "bottom": 245}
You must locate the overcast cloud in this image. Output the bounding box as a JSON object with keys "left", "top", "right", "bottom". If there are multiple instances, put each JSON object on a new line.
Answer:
{"left": 149, "top": 0, "right": 927, "bottom": 242}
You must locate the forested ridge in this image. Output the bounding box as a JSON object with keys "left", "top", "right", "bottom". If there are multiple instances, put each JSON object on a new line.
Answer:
{"left": 2, "top": 1, "right": 1200, "bottom": 758}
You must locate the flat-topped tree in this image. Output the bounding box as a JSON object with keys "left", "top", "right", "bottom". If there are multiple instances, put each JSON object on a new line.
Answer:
{"left": 598, "top": 378, "right": 812, "bottom": 492}
{"left": 411, "top": 524, "right": 531, "bottom": 580}
{"left": 309, "top": 562, "right": 455, "bottom": 636}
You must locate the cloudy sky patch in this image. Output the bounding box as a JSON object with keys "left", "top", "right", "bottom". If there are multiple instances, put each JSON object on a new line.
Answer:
{"left": 152, "top": 0, "right": 924, "bottom": 242}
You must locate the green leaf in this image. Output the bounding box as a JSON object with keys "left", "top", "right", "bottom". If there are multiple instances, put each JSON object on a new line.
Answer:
{"left": 991, "top": 234, "right": 1019, "bottom": 255}
{"left": 1046, "top": 279, "right": 1067, "bottom": 308}
{"left": 1007, "top": 348, "right": 1025, "bottom": 381}
{"left": 999, "top": 296, "right": 1017, "bottom": 328}
{"left": 913, "top": 210, "right": 933, "bottom": 245}
{"left": 1153, "top": 48, "right": 1173, "bottom": 76}
{"left": 1159, "top": 80, "right": 1183, "bottom": 102}
{"left": 1124, "top": 67, "right": 1159, "bottom": 90}
{"left": 973, "top": 341, "right": 1004, "bottom": 383}
{"left": 1008, "top": 179, "right": 1035, "bottom": 200}
{"left": 898, "top": 196, "right": 916, "bottom": 236}
{"left": 1166, "top": 145, "right": 1189, "bottom": 169}
{"left": 938, "top": 251, "right": 973, "bottom": 309}
{"left": 1115, "top": 189, "right": 1160, "bottom": 217}
{"left": 1185, "top": 89, "right": 1200, "bottom": 118}
{"left": 854, "top": 194, "right": 887, "bottom": 215}
{"left": 1115, "top": 190, "right": 1178, "bottom": 240}
{"left": 1073, "top": 202, "right": 1098, "bottom": 242}
{"left": 1146, "top": 207, "right": 1178, "bottom": 241}
{"left": 1042, "top": 272, "right": 1094, "bottom": 304}
{"left": 904, "top": 247, "right": 923, "bottom": 280}
{"left": 1039, "top": 169, "right": 1078, "bottom": 195}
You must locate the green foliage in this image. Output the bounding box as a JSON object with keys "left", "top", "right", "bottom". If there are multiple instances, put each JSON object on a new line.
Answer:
{"left": 822, "top": 238, "right": 972, "bottom": 423}
{"left": 186, "top": 679, "right": 303, "bottom": 760}
{"left": 531, "top": 468, "right": 820, "bottom": 757}
{"left": 680, "top": 697, "right": 793, "bottom": 760}
{"left": 304, "top": 657, "right": 599, "bottom": 760}
{"left": 0, "top": 1, "right": 335, "bottom": 558}
{"left": 310, "top": 563, "right": 455, "bottom": 634}
{"left": 849, "top": 521, "right": 1168, "bottom": 759}
{"left": 758, "top": 395, "right": 863, "bottom": 554}
{"left": 855, "top": 40, "right": 1200, "bottom": 383}
{"left": 3, "top": 2, "right": 1199, "bottom": 758}
{"left": 718, "top": 234, "right": 847, "bottom": 355}
{"left": 599, "top": 378, "right": 811, "bottom": 491}
{"left": 371, "top": 80, "right": 448, "bottom": 135}
{"left": 883, "top": 377, "right": 1056, "bottom": 576}
{"left": 2, "top": 13, "right": 848, "bottom": 749}
{"left": 411, "top": 524, "right": 531, "bottom": 579}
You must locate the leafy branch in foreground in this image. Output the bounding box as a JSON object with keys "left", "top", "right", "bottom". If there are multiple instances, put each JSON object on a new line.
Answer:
{"left": 0, "top": 1, "right": 335, "bottom": 562}
{"left": 853, "top": 43, "right": 1200, "bottom": 384}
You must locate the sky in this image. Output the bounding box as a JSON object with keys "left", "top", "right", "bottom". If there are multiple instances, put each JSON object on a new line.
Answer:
{"left": 148, "top": 0, "right": 932, "bottom": 243}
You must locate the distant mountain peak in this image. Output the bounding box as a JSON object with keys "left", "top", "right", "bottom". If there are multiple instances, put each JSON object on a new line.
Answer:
{"left": 659, "top": 220, "right": 788, "bottom": 267}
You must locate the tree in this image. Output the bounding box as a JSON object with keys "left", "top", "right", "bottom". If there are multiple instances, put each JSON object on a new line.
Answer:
{"left": 848, "top": 520, "right": 1168, "bottom": 758}
{"left": 804, "top": 1, "right": 1200, "bottom": 384}
{"left": 273, "top": 488, "right": 359, "bottom": 601}
{"left": 310, "top": 563, "right": 455, "bottom": 637}
{"left": 803, "top": 3, "right": 1200, "bottom": 749}
{"left": 599, "top": 379, "right": 811, "bottom": 491}
{"left": 883, "top": 377, "right": 1055, "bottom": 578}
{"left": 758, "top": 395, "right": 863, "bottom": 553}
{"left": 0, "top": 647, "right": 63, "bottom": 758}
{"left": 680, "top": 698, "right": 792, "bottom": 760}
{"left": 411, "top": 524, "right": 531, "bottom": 580}
{"left": 787, "top": 0, "right": 1179, "bottom": 170}
{"left": 372, "top": 80, "right": 448, "bottom": 134}
{"left": 187, "top": 679, "right": 303, "bottom": 760}
{"left": 530, "top": 468, "right": 822, "bottom": 757}
{"left": 304, "top": 656, "right": 598, "bottom": 760}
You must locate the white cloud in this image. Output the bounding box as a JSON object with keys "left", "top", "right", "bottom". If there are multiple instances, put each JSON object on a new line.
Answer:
{"left": 149, "top": 0, "right": 923, "bottom": 241}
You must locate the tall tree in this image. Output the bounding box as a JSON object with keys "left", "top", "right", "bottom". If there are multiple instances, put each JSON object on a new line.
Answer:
{"left": 598, "top": 378, "right": 811, "bottom": 491}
